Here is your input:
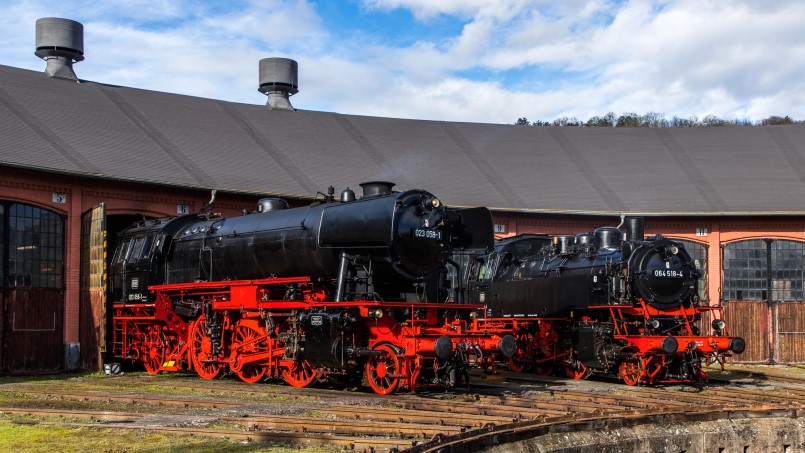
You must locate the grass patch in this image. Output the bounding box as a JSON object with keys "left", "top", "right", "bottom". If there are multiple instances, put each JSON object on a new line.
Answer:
{"left": 0, "top": 420, "right": 338, "bottom": 452}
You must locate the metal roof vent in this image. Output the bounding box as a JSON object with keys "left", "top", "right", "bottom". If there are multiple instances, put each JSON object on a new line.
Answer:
{"left": 35, "top": 18, "right": 84, "bottom": 81}
{"left": 258, "top": 58, "right": 298, "bottom": 110}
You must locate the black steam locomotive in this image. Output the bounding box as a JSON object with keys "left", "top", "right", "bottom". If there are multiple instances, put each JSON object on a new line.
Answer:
{"left": 111, "top": 182, "right": 512, "bottom": 394}
{"left": 112, "top": 182, "right": 490, "bottom": 305}
{"left": 467, "top": 217, "right": 745, "bottom": 385}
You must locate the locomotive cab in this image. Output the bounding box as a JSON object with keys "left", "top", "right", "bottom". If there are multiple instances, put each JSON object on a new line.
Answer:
{"left": 111, "top": 231, "right": 155, "bottom": 303}
{"left": 110, "top": 215, "right": 200, "bottom": 305}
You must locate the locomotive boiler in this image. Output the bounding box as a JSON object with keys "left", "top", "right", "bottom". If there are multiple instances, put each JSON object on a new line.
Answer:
{"left": 468, "top": 217, "right": 745, "bottom": 385}
{"left": 111, "top": 182, "right": 513, "bottom": 394}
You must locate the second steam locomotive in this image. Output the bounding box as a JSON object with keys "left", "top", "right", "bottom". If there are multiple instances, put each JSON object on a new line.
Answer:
{"left": 466, "top": 217, "right": 745, "bottom": 385}
{"left": 111, "top": 182, "right": 514, "bottom": 394}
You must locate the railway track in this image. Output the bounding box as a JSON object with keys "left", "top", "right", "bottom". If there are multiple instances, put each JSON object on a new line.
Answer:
{"left": 1, "top": 370, "right": 804, "bottom": 452}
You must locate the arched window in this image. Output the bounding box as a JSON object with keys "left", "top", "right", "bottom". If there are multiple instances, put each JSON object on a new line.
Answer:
{"left": 3, "top": 202, "right": 64, "bottom": 289}
{"left": 723, "top": 239, "right": 805, "bottom": 302}
{"left": 723, "top": 239, "right": 768, "bottom": 301}
{"left": 675, "top": 239, "right": 708, "bottom": 302}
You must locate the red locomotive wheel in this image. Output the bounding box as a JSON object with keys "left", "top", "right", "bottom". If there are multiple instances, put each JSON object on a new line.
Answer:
{"left": 508, "top": 356, "right": 528, "bottom": 373}
{"left": 534, "top": 360, "right": 557, "bottom": 377}
{"left": 141, "top": 329, "right": 166, "bottom": 374}
{"left": 231, "top": 320, "right": 268, "bottom": 384}
{"left": 564, "top": 360, "right": 592, "bottom": 380}
{"left": 365, "top": 344, "right": 402, "bottom": 395}
{"left": 534, "top": 323, "right": 559, "bottom": 376}
{"left": 507, "top": 332, "right": 531, "bottom": 373}
{"left": 620, "top": 358, "right": 642, "bottom": 386}
{"left": 282, "top": 359, "right": 317, "bottom": 388}
{"left": 189, "top": 316, "right": 224, "bottom": 380}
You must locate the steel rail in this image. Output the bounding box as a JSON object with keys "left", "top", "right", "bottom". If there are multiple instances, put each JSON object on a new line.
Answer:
{"left": 403, "top": 405, "right": 805, "bottom": 453}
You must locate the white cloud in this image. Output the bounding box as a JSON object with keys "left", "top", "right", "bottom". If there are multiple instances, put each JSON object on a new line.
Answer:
{"left": 2, "top": 0, "right": 804, "bottom": 124}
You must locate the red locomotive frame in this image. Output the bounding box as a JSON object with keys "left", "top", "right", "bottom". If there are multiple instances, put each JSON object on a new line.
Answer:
{"left": 113, "top": 277, "right": 502, "bottom": 394}
{"left": 469, "top": 301, "right": 735, "bottom": 385}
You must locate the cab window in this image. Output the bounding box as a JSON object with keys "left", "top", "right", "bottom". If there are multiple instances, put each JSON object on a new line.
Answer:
{"left": 114, "top": 238, "right": 133, "bottom": 264}
{"left": 128, "top": 236, "right": 150, "bottom": 263}
{"left": 477, "top": 254, "right": 500, "bottom": 282}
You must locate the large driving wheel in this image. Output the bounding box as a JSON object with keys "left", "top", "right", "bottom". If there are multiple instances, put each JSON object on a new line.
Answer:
{"left": 231, "top": 319, "right": 268, "bottom": 384}
{"left": 619, "top": 357, "right": 643, "bottom": 386}
{"left": 189, "top": 315, "right": 224, "bottom": 380}
{"left": 365, "top": 344, "right": 402, "bottom": 395}
{"left": 141, "top": 328, "right": 166, "bottom": 374}
{"left": 281, "top": 359, "right": 317, "bottom": 388}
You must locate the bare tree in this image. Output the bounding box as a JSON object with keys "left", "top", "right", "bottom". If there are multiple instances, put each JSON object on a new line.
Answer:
{"left": 514, "top": 112, "right": 800, "bottom": 127}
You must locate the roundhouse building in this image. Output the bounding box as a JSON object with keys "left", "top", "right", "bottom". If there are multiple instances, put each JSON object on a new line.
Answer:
{"left": 1, "top": 18, "right": 803, "bottom": 373}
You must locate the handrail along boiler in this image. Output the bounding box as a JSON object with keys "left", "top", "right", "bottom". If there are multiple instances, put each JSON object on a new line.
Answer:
{"left": 467, "top": 216, "right": 745, "bottom": 385}
{"left": 110, "top": 182, "right": 514, "bottom": 394}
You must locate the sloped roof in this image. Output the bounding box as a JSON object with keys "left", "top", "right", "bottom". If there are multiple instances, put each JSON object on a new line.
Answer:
{"left": 1, "top": 64, "right": 804, "bottom": 216}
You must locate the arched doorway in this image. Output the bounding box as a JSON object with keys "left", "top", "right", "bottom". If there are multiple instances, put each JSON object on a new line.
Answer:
{"left": 0, "top": 201, "right": 65, "bottom": 373}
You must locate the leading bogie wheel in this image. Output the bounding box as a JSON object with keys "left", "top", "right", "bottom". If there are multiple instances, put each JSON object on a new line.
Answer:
{"left": 619, "top": 356, "right": 643, "bottom": 386}
{"left": 365, "top": 344, "right": 402, "bottom": 395}
{"left": 507, "top": 332, "right": 531, "bottom": 372}
{"left": 565, "top": 360, "right": 592, "bottom": 380}
{"left": 189, "top": 315, "right": 225, "bottom": 380}
{"left": 142, "top": 328, "right": 166, "bottom": 374}
{"left": 281, "top": 359, "right": 317, "bottom": 388}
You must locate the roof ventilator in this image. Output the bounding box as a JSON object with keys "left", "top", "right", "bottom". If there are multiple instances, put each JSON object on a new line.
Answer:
{"left": 35, "top": 17, "right": 84, "bottom": 81}
{"left": 258, "top": 58, "right": 298, "bottom": 110}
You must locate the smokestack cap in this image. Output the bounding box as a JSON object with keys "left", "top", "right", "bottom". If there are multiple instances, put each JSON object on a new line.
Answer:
{"left": 257, "top": 198, "right": 289, "bottom": 213}
{"left": 359, "top": 181, "right": 395, "bottom": 198}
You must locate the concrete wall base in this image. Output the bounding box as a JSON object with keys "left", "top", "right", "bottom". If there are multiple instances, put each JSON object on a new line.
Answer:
{"left": 485, "top": 417, "right": 804, "bottom": 453}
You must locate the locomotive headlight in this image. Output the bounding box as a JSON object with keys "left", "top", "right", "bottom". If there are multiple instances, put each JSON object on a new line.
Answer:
{"left": 669, "top": 246, "right": 679, "bottom": 255}
{"left": 430, "top": 198, "right": 441, "bottom": 208}
{"left": 646, "top": 318, "right": 660, "bottom": 330}
{"left": 711, "top": 319, "right": 726, "bottom": 332}
{"left": 468, "top": 310, "right": 478, "bottom": 320}
{"left": 368, "top": 307, "right": 384, "bottom": 319}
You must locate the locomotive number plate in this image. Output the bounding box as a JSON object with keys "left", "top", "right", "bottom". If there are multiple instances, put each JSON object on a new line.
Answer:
{"left": 412, "top": 228, "right": 442, "bottom": 240}
{"left": 654, "top": 269, "right": 683, "bottom": 278}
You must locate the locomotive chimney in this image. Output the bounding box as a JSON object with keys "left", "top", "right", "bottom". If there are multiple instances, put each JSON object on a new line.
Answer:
{"left": 258, "top": 57, "right": 298, "bottom": 110}
{"left": 257, "top": 198, "right": 289, "bottom": 213}
{"left": 624, "top": 217, "right": 645, "bottom": 242}
{"left": 35, "top": 17, "right": 84, "bottom": 80}
{"left": 359, "top": 181, "right": 395, "bottom": 198}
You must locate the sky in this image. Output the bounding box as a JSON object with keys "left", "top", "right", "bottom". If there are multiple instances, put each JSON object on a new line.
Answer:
{"left": 3, "top": 0, "right": 804, "bottom": 125}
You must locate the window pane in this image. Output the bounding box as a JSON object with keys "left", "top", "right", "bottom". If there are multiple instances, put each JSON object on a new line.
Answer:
{"left": 8, "top": 203, "right": 64, "bottom": 289}
{"left": 675, "top": 239, "right": 708, "bottom": 302}
{"left": 771, "top": 240, "right": 805, "bottom": 302}
{"left": 723, "top": 240, "right": 768, "bottom": 301}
